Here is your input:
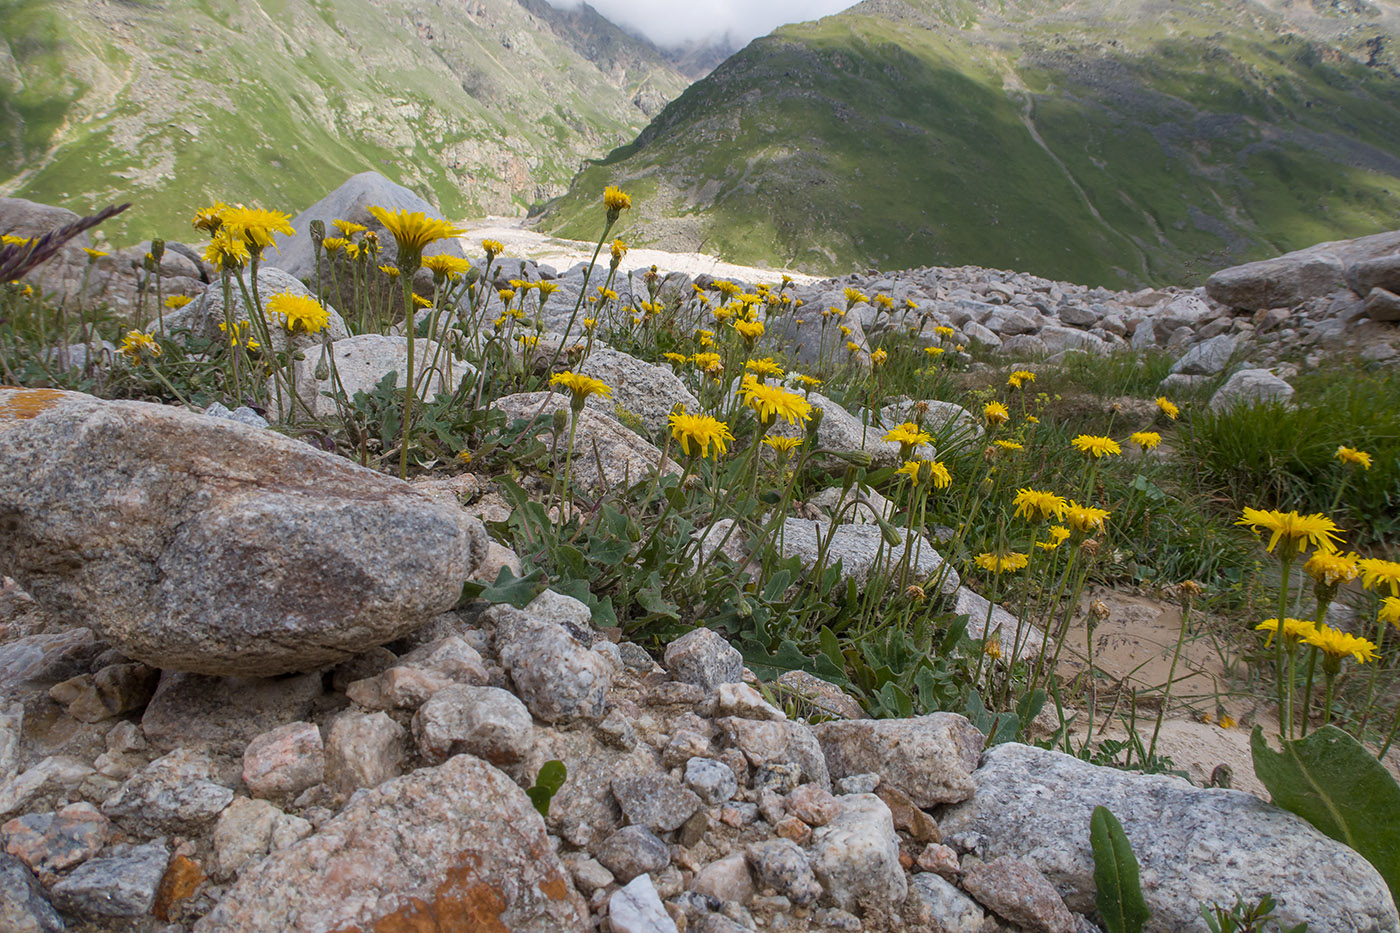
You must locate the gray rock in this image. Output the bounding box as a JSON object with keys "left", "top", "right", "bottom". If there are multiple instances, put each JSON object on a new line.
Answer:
{"left": 612, "top": 773, "right": 702, "bottom": 833}
{"left": 771, "top": 518, "right": 959, "bottom": 593}
{"left": 212, "top": 796, "right": 313, "bottom": 881}
{"left": 716, "top": 718, "right": 830, "bottom": 789}
{"left": 496, "top": 608, "right": 613, "bottom": 723}
{"left": 807, "top": 793, "right": 906, "bottom": 912}
{"left": 1349, "top": 253, "right": 1400, "bottom": 295}
{"left": 1058, "top": 305, "right": 1098, "bottom": 327}
{"left": 0, "top": 702, "right": 21, "bottom": 784}
{"left": 575, "top": 345, "right": 701, "bottom": 439}
{"left": 776, "top": 670, "right": 866, "bottom": 721}
{"left": 0, "top": 757, "right": 95, "bottom": 820}
{"left": 609, "top": 873, "right": 679, "bottom": 933}
{"left": 281, "top": 333, "right": 452, "bottom": 419}
{"left": 1209, "top": 369, "right": 1294, "bottom": 412}
{"left": 141, "top": 670, "right": 323, "bottom": 753}
{"left": 0, "top": 852, "right": 64, "bottom": 933}
{"left": 1037, "top": 325, "right": 1107, "bottom": 355}
{"left": 1207, "top": 253, "right": 1346, "bottom": 310}
{"left": 664, "top": 628, "right": 743, "bottom": 690}
{"left": 1153, "top": 293, "right": 1213, "bottom": 330}
{"left": 48, "top": 662, "right": 158, "bottom": 723}
{"left": 241, "top": 721, "right": 324, "bottom": 799}
{"left": 596, "top": 825, "right": 670, "bottom": 883}
{"left": 879, "top": 399, "right": 981, "bottom": 442}
{"left": 939, "top": 743, "right": 1399, "bottom": 932}
{"left": 167, "top": 265, "right": 349, "bottom": 354}
{"left": 1130, "top": 318, "right": 1160, "bottom": 349}
{"left": 324, "top": 710, "right": 404, "bottom": 793}
{"left": 746, "top": 838, "right": 822, "bottom": 907}
{"left": 0, "top": 629, "right": 102, "bottom": 712}
{"left": 412, "top": 684, "right": 534, "bottom": 765}
{"left": 685, "top": 757, "right": 739, "bottom": 805}
{"left": 907, "top": 872, "right": 985, "bottom": 932}
{"left": 814, "top": 714, "right": 982, "bottom": 808}
{"left": 1, "top": 802, "right": 109, "bottom": 878}
{"left": 1001, "top": 334, "right": 1048, "bottom": 358}
{"left": 195, "top": 754, "right": 588, "bottom": 932}
{"left": 526, "top": 588, "right": 595, "bottom": 634}
{"left": 963, "top": 321, "right": 1002, "bottom": 348}
{"left": 1170, "top": 334, "right": 1238, "bottom": 376}
{"left": 1156, "top": 372, "right": 1207, "bottom": 395}
{"left": 49, "top": 840, "right": 168, "bottom": 919}
{"left": 765, "top": 391, "right": 919, "bottom": 468}
{"left": 962, "top": 856, "right": 1075, "bottom": 933}
{"left": 954, "top": 586, "right": 1044, "bottom": 651}
{"left": 1363, "top": 287, "right": 1400, "bottom": 322}
{"left": 204, "top": 402, "right": 269, "bottom": 429}
{"left": 102, "top": 748, "right": 233, "bottom": 834}
{"left": 987, "top": 310, "right": 1038, "bottom": 335}
{"left": 0, "top": 390, "right": 486, "bottom": 676}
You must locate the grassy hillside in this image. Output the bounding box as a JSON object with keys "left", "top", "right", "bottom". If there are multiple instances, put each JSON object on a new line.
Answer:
{"left": 539, "top": 0, "right": 1400, "bottom": 287}
{"left": 0, "top": 0, "right": 691, "bottom": 243}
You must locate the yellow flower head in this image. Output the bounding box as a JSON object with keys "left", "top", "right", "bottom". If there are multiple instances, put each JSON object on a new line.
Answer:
{"left": 481, "top": 238, "right": 505, "bottom": 258}
{"left": 422, "top": 254, "right": 472, "bottom": 281}
{"left": 692, "top": 351, "right": 722, "bottom": 375}
{"left": 413, "top": 293, "right": 433, "bottom": 309}
{"left": 1305, "top": 551, "right": 1359, "bottom": 587}
{"left": 1014, "top": 488, "right": 1069, "bottom": 523}
{"left": 332, "top": 219, "right": 367, "bottom": 237}
{"left": 975, "top": 551, "right": 1029, "bottom": 573}
{"left": 1065, "top": 500, "right": 1111, "bottom": 534}
{"left": 498, "top": 288, "right": 515, "bottom": 304}
{"left": 984, "top": 401, "right": 1009, "bottom": 426}
{"left": 82, "top": 247, "right": 108, "bottom": 260}
{"left": 367, "top": 206, "right": 465, "bottom": 269}
{"left": 597, "top": 287, "right": 619, "bottom": 302}
{"left": 1303, "top": 623, "right": 1378, "bottom": 664}
{"left": 1380, "top": 596, "right": 1400, "bottom": 627}
{"left": 1358, "top": 558, "right": 1400, "bottom": 596}
{"left": 516, "top": 333, "right": 539, "bottom": 351}
{"left": 610, "top": 239, "right": 628, "bottom": 263}
{"left": 898, "top": 459, "right": 952, "bottom": 489}
{"left": 663, "top": 352, "right": 689, "bottom": 366}
{"left": 1236, "top": 508, "right": 1344, "bottom": 555}
{"left": 843, "top": 287, "right": 868, "bottom": 307}
{"left": 203, "top": 230, "right": 249, "bottom": 271}
{"left": 1129, "top": 431, "right": 1162, "bottom": 451}
{"left": 794, "top": 374, "right": 822, "bottom": 389}
{"left": 322, "top": 237, "right": 349, "bottom": 254}
{"left": 164, "top": 294, "right": 193, "bottom": 310}
{"left": 934, "top": 325, "right": 955, "bottom": 338}
{"left": 924, "top": 346, "right": 946, "bottom": 357}
{"left": 874, "top": 294, "right": 894, "bottom": 310}
{"left": 734, "top": 319, "right": 765, "bottom": 344}
{"left": 379, "top": 264, "right": 400, "bottom": 279}
{"left": 222, "top": 206, "right": 295, "bottom": 252}
{"left": 884, "top": 422, "right": 933, "bottom": 452}
{"left": 603, "top": 185, "right": 632, "bottom": 215}
{"left": 1255, "top": 616, "right": 1317, "bottom": 647}
{"left": 763, "top": 436, "right": 803, "bottom": 457}
{"left": 745, "top": 357, "right": 784, "bottom": 379}
{"left": 669, "top": 410, "right": 733, "bottom": 458}
{"left": 118, "top": 330, "right": 160, "bottom": 364}
{"left": 267, "top": 291, "right": 330, "bottom": 334}
{"left": 550, "top": 371, "right": 612, "bottom": 411}
{"left": 1007, "top": 370, "right": 1036, "bottom": 389}
{"left": 994, "top": 440, "right": 1023, "bottom": 451}
{"left": 870, "top": 348, "right": 888, "bottom": 366}
{"left": 1336, "top": 446, "right": 1372, "bottom": 470}
{"left": 741, "top": 378, "right": 813, "bottom": 427}
{"left": 1036, "top": 526, "right": 1072, "bottom": 551}
{"left": 1155, "top": 396, "right": 1180, "bottom": 420}
{"left": 191, "top": 202, "right": 229, "bottom": 233}
{"left": 1072, "top": 434, "right": 1122, "bottom": 458}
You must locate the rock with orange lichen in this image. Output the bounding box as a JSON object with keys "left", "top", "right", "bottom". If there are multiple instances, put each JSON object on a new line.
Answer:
{"left": 0, "top": 388, "right": 487, "bottom": 676}
{"left": 193, "top": 754, "right": 587, "bottom": 933}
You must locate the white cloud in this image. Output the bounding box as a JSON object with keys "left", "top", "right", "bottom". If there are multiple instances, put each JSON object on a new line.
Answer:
{"left": 546, "top": 0, "right": 856, "bottom": 48}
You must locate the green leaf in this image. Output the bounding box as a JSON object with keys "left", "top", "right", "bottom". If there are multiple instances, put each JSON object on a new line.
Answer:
{"left": 479, "top": 566, "right": 548, "bottom": 608}
{"left": 1091, "top": 805, "right": 1151, "bottom": 933}
{"left": 526, "top": 760, "right": 567, "bottom": 818}
{"left": 1251, "top": 724, "right": 1400, "bottom": 910}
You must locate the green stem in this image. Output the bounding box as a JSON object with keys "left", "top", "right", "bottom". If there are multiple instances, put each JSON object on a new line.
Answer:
{"left": 1300, "top": 645, "right": 1320, "bottom": 737}
{"left": 399, "top": 277, "right": 416, "bottom": 479}
{"left": 1275, "top": 554, "right": 1294, "bottom": 737}
{"left": 1148, "top": 595, "right": 1192, "bottom": 763}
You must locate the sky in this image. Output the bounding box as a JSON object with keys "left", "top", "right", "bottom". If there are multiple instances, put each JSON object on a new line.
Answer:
{"left": 544, "top": 0, "right": 856, "bottom": 48}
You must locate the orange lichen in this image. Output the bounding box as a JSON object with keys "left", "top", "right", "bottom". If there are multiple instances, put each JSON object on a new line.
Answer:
{"left": 154, "top": 854, "right": 206, "bottom": 922}
{"left": 0, "top": 386, "right": 72, "bottom": 420}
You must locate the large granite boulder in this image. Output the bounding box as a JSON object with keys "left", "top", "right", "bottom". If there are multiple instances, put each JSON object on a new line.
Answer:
{"left": 195, "top": 754, "right": 588, "bottom": 932}
{"left": 1206, "top": 230, "right": 1400, "bottom": 310}
{"left": 0, "top": 388, "right": 486, "bottom": 676}
{"left": 939, "top": 743, "right": 1398, "bottom": 932}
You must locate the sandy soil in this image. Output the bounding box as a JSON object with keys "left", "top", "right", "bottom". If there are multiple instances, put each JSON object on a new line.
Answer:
{"left": 455, "top": 216, "right": 823, "bottom": 285}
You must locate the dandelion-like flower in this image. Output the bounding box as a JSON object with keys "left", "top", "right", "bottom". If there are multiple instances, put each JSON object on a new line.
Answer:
{"left": 745, "top": 358, "right": 784, "bottom": 380}
{"left": 550, "top": 371, "right": 612, "bottom": 412}
{"left": 763, "top": 436, "right": 803, "bottom": 457}
{"left": 1072, "top": 434, "right": 1122, "bottom": 458}
{"left": 1036, "top": 526, "right": 1072, "bottom": 551}
{"left": 994, "top": 440, "right": 1023, "bottom": 451}
{"left": 924, "top": 346, "right": 946, "bottom": 357}
{"left": 975, "top": 551, "right": 1029, "bottom": 573}
{"left": 734, "top": 319, "right": 764, "bottom": 345}
{"left": 741, "top": 378, "right": 813, "bottom": 428}
{"left": 899, "top": 459, "right": 953, "bottom": 488}
{"left": 1380, "top": 597, "right": 1400, "bottom": 627}
{"left": 222, "top": 206, "right": 295, "bottom": 252}
{"left": 1236, "top": 507, "right": 1344, "bottom": 555}
{"left": 1065, "top": 500, "right": 1111, "bottom": 534}
{"left": 668, "top": 410, "right": 733, "bottom": 458}
{"left": 794, "top": 373, "right": 822, "bottom": 389}
{"left": 1305, "top": 551, "right": 1359, "bottom": 587}
{"left": 1336, "top": 446, "right": 1372, "bottom": 470}
{"left": 422, "top": 254, "right": 471, "bottom": 281}
{"left": 603, "top": 185, "right": 631, "bottom": 222}
{"left": 870, "top": 348, "right": 888, "bottom": 366}
{"left": 1155, "top": 396, "right": 1180, "bottom": 420}
{"left": 934, "top": 325, "right": 955, "bottom": 338}
{"left": 332, "top": 219, "right": 367, "bottom": 237}
{"left": 610, "top": 239, "right": 628, "bottom": 265}
{"left": 984, "top": 401, "right": 1009, "bottom": 426}
{"left": 1358, "top": 558, "right": 1400, "bottom": 596}
{"left": 203, "top": 230, "right": 249, "bottom": 271}
{"left": 118, "top": 330, "right": 160, "bottom": 364}
{"left": 663, "top": 352, "right": 688, "bottom": 366}
{"left": 367, "top": 206, "right": 465, "bottom": 272}
{"left": 692, "top": 352, "right": 722, "bottom": 374}
{"left": 1013, "top": 488, "right": 1069, "bottom": 522}
{"left": 379, "top": 264, "right": 400, "bottom": 279}
{"left": 1303, "top": 623, "right": 1378, "bottom": 664}
{"left": 191, "top": 202, "right": 228, "bottom": 233}
{"left": 1007, "top": 370, "right": 1035, "bottom": 389}
{"left": 482, "top": 239, "right": 505, "bottom": 258}
{"left": 884, "top": 422, "right": 932, "bottom": 458}
{"left": 1130, "top": 431, "right": 1162, "bottom": 451}
{"left": 322, "top": 237, "right": 348, "bottom": 254}
{"left": 1255, "top": 617, "right": 1317, "bottom": 647}
{"left": 165, "top": 295, "right": 192, "bottom": 310}
{"left": 413, "top": 293, "right": 434, "bottom": 309}
{"left": 82, "top": 247, "right": 108, "bottom": 260}
{"left": 267, "top": 291, "right": 330, "bottom": 334}
{"left": 843, "top": 287, "right": 868, "bottom": 307}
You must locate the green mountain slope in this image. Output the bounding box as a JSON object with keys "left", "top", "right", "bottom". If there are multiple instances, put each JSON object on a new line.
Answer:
{"left": 0, "top": 0, "right": 691, "bottom": 242}
{"left": 539, "top": 0, "right": 1400, "bottom": 287}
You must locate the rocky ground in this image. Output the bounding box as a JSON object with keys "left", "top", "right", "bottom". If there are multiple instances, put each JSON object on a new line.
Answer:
{"left": 2, "top": 178, "right": 1400, "bottom": 932}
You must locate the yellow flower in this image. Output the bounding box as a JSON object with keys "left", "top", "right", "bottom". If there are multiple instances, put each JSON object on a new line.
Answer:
{"left": 975, "top": 551, "right": 1029, "bottom": 573}
{"left": 222, "top": 206, "right": 295, "bottom": 252}
{"left": 1304, "top": 551, "right": 1359, "bottom": 587}
{"left": 1303, "top": 623, "right": 1378, "bottom": 664}
{"left": 498, "top": 288, "right": 515, "bottom": 304}
{"left": 203, "top": 230, "right": 249, "bottom": 271}
{"left": 367, "top": 205, "right": 465, "bottom": 270}
{"left": 874, "top": 294, "right": 894, "bottom": 310}
{"left": 82, "top": 247, "right": 108, "bottom": 260}
{"left": 1007, "top": 370, "right": 1035, "bottom": 389}
{"left": 924, "top": 346, "right": 946, "bottom": 357}
{"left": 118, "top": 330, "right": 160, "bottom": 364}
{"left": 984, "top": 401, "right": 1009, "bottom": 426}
{"left": 884, "top": 422, "right": 932, "bottom": 451}
{"left": 934, "top": 325, "right": 955, "bottom": 338}
{"left": 843, "top": 287, "right": 868, "bottom": 306}
{"left": 413, "top": 293, "right": 433, "bottom": 309}
{"left": 1014, "top": 488, "right": 1069, "bottom": 522}
{"left": 423, "top": 254, "right": 471, "bottom": 280}
{"left": 1358, "top": 558, "right": 1400, "bottom": 596}
{"left": 1036, "top": 526, "right": 1072, "bottom": 551}
{"left": 322, "top": 237, "right": 349, "bottom": 254}
{"left": 164, "top": 295, "right": 192, "bottom": 310}
{"left": 1218, "top": 715, "right": 1237, "bottom": 729}
{"left": 1336, "top": 446, "right": 1372, "bottom": 470}
{"left": 267, "top": 291, "right": 330, "bottom": 334}
{"left": 550, "top": 371, "right": 612, "bottom": 411}
{"left": 1379, "top": 597, "right": 1400, "bottom": 627}
{"left": 741, "top": 378, "right": 813, "bottom": 427}
{"left": 692, "top": 352, "right": 722, "bottom": 375}
{"left": 984, "top": 637, "right": 1002, "bottom": 660}
{"left": 1072, "top": 434, "right": 1122, "bottom": 458}
{"left": 379, "top": 264, "right": 400, "bottom": 279}
{"left": 610, "top": 239, "right": 628, "bottom": 263}
{"left": 994, "top": 440, "right": 1023, "bottom": 451}
{"left": 1155, "top": 396, "right": 1180, "bottom": 420}
{"left": 794, "top": 374, "right": 822, "bottom": 389}
{"left": 1236, "top": 508, "right": 1344, "bottom": 555}
{"left": 597, "top": 287, "right": 618, "bottom": 302}
{"left": 1, "top": 234, "right": 32, "bottom": 247}
{"left": 538, "top": 281, "right": 560, "bottom": 301}
{"left": 663, "top": 352, "right": 688, "bottom": 366}
{"left": 897, "top": 459, "right": 952, "bottom": 489}
{"left": 734, "top": 319, "right": 765, "bottom": 344}
{"left": 1129, "top": 431, "right": 1162, "bottom": 451}
{"left": 190, "top": 202, "right": 229, "bottom": 233}
{"left": 516, "top": 333, "right": 539, "bottom": 351}
{"left": 714, "top": 280, "right": 742, "bottom": 298}
{"left": 456, "top": 449, "right": 473, "bottom": 465}
{"left": 1065, "top": 500, "right": 1111, "bottom": 534}
{"left": 745, "top": 358, "right": 784, "bottom": 379}
{"left": 870, "top": 348, "right": 888, "bottom": 365}
{"left": 1025, "top": 415, "right": 1040, "bottom": 424}
{"left": 668, "top": 410, "right": 733, "bottom": 458}
{"left": 763, "top": 436, "right": 803, "bottom": 457}
{"left": 603, "top": 185, "right": 632, "bottom": 215}
{"left": 481, "top": 239, "right": 505, "bottom": 258}
{"left": 331, "top": 219, "right": 367, "bottom": 238}
{"left": 1256, "top": 616, "right": 1317, "bottom": 647}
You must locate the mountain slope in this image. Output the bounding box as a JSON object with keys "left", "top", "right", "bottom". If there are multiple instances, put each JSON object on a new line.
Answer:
{"left": 0, "top": 0, "right": 691, "bottom": 242}
{"left": 538, "top": 0, "right": 1400, "bottom": 287}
